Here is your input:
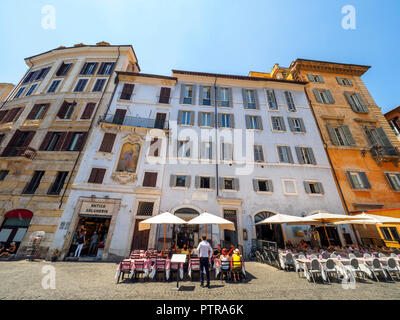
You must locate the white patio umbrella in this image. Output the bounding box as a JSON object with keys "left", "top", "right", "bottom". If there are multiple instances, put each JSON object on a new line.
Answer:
{"left": 139, "top": 211, "right": 187, "bottom": 254}
{"left": 256, "top": 213, "right": 311, "bottom": 225}
{"left": 187, "top": 211, "right": 235, "bottom": 243}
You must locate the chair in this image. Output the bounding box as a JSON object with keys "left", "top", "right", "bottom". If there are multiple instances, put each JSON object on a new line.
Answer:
{"left": 220, "top": 258, "right": 231, "bottom": 281}
{"left": 310, "top": 254, "right": 318, "bottom": 260}
{"left": 348, "top": 258, "right": 366, "bottom": 280}
{"left": 116, "top": 260, "right": 132, "bottom": 284}
{"left": 295, "top": 254, "right": 306, "bottom": 278}
{"left": 321, "top": 252, "right": 330, "bottom": 259}
{"left": 378, "top": 252, "right": 387, "bottom": 258}
{"left": 330, "top": 253, "right": 337, "bottom": 259}
{"left": 369, "top": 258, "right": 387, "bottom": 282}
{"left": 154, "top": 259, "right": 166, "bottom": 281}
{"left": 384, "top": 258, "right": 400, "bottom": 281}
{"left": 325, "top": 259, "right": 340, "bottom": 283}
{"left": 349, "top": 253, "right": 356, "bottom": 259}
{"left": 308, "top": 259, "right": 324, "bottom": 283}
{"left": 133, "top": 260, "right": 146, "bottom": 281}
{"left": 284, "top": 253, "right": 296, "bottom": 271}
{"left": 189, "top": 258, "right": 200, "bottom": 281}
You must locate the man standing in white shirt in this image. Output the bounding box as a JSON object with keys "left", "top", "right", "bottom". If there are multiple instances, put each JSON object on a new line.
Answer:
{"left": 196, "top": 235, "right": 212, "bottom": 288}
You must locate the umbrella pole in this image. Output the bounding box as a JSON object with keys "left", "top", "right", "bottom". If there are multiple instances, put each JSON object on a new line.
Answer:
{"left": 205, "top": 224, "right": 207, "bottom": 240}
{"left": 163, "top": 224, "right": 167, "bottom": 256}
{"left": 323, "top": 222, "right": 331, "bottom": 247}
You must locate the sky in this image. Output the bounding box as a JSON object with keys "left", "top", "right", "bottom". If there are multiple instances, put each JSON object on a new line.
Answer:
{"left": 0, "top": 0, "right": 399, "bottom": 113}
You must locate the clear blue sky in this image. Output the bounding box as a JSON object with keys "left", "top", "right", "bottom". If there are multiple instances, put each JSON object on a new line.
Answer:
{"left": 0, "top": 0, "right": 399, "bottom": 113}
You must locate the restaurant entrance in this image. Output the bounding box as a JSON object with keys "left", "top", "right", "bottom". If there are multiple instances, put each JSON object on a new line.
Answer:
{"left": 68, "top": 216, "right": 110, "bottom": 258}
{"left": 172, "top": 208, "right": 200, "bottom": 250}
{"left": 131, "top": 218, "right": 150, "bottom": 251}
{"left": 315, "top": 226, "right": 341, "bottom": 247}
{"left": 254, "top": 212, "right": 284, "bottom": 248}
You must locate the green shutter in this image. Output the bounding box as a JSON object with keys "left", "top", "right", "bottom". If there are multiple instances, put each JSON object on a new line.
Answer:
{"left": 210, "top": 177, "right": 216, "bottom": 189}
{"left": 198, "top": 112, "right": 203, "bottom": 126}
{"left": 355, "top": 93, "right": 369, "bottom": 113}
{"left": 344, "top": 91, "right": 357, "bottom": 111}
{"left": 191, "top": 85, "right": 197, "bottom": 105}
{"left": 195, "top": 176, "right": 200, "bottom": 189}
{"left": 233, "top": 178, "right": 239, "bottom": 191}
{"left": 295, "top": 147, "right": 304, "bottom": 164}
{"left": 326, "top": 125, "right": 339, "bottom": 145}
{"left": 341, "top": 125, "right": 356, "bottom": 145}
{"left": 228, "top": 87, "right": 233, "bottom": 108}
{"left": 325, "top": 90, "right": 335, "bottom": 104}
{"left": 230, "top": 114, "right": 235, "bottom": 128}
{"left": 286, "top": 146, "right": 294, "bottom": 163}
{"left": 307, "top": 74, "right": 314, "bottom": 82}
{"left": 359, "top": 172, "right": 371, "bottom": 189}
{"left": 313, "top": 89, "right": 322, "bottom": 103}
{"left": 210, "top": 112, "right": 215, "bottom": 127}
{"left": 346, "top": 171, "right": 356, "bottom": 188}
{"left": 185, "top": 175, "right": 191, "bottom": 188}
{"left": 280, "top": 117, "right": 286, "bottom": 131}
{"left": 375, "top": 127, "right": 393, "bottom": 147}
{"left": 218, "top": 113, "right": 222, "bottom": 127}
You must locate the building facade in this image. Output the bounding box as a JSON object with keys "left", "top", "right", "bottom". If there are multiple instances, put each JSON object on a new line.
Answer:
{"left": 385, "top": 106, "right": 400, "bottom": 143}
{"left": 50, "top": 67, "right": 354, "bottom": 260}
{"left": 0, "top": 42, "right": 139, "bottom": 258}
{"left": 0, "top": 84, "right": 14, "bottom": 104}
{"left": 251, "top": 59, "right": 400, "bottom": 245}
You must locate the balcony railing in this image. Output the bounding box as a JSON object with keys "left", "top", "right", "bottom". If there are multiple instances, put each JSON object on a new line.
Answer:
{"left": 99, "top": 114, "right": 169, "bottom": 130}
{"left": 370, "top": 145, "right": 399, "bottom": 157}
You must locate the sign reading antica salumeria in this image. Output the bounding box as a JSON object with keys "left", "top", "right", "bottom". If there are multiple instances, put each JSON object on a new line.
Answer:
{"left": 80, "top": 201, "right": 114, "bottom": 216}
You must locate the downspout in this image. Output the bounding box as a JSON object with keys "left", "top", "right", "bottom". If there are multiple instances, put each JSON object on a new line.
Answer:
{"left": 58, "top": 46, "right": 122, "bottom": 209}
{"left": 213, "top": 77, "right": 219, "bottom": 196}
{"left": 303, "top": 88, "right": 360, "bottom": 244}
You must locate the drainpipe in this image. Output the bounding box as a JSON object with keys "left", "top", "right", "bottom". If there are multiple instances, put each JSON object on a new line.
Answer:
{"left": 213, "top": 77, "right": 219, "bottom": 196}
{"left": 58, "top": 46, "right": 122, "bottom": 209}
{"left": 303, "top": 88, "right": 360, "bottom": 245}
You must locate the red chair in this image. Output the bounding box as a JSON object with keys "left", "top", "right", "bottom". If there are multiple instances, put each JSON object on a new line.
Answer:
{"left": 189, "top": 258, "right": 200, "bottom": 281}
{"left": 154, "top": 259, "right": 167, "bottom": 281}
{"left": 133, "top": 259, "right": 146, "bottom": 281}
{"left": 170, "top": 262, "right": 180, "bottom": 281}
{"left": 117, "top": 260, "right": 132, "bottom": 284}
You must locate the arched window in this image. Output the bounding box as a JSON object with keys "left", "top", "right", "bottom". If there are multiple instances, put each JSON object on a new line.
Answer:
{"left": 0, "top": 210, "right": 33, "bottom": 247}
{"left": 117, "top": 142, "right": 140, "bottom": 173}
{"left": 254, "top": 211, "right": 275, "bottom": 224}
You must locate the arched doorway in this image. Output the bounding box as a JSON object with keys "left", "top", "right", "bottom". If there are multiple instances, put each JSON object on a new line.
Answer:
{"left": 173, "top": 207, "right": 200, "bottom": 249}
{"left": 254, "top": 211, "right": 284, "bottom": 248}
{"left": 0, "top": 210, "right": 33, "bottom": 250}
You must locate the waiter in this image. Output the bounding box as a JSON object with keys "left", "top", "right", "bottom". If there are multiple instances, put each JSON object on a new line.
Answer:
{"left": 196, "top": 235, "right": 212, "bottom": 289}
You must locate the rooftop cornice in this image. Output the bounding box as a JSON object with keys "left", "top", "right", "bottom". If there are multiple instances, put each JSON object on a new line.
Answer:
{"left": 290, "top": 58, "right": 370, "bottom": 76}
{"left": 116, "top": 71, "right": 177, "bottom": 82}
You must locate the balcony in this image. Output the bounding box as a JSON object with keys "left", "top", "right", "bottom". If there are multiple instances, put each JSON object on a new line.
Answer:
{"left": 99, "top": 114, "right": 169, "bottom": 130}
{"left": 369, "top": 145, "right": 400, "bottom": 166}
{"left": 1, "top": 146, "right": 37, "bottom": 160}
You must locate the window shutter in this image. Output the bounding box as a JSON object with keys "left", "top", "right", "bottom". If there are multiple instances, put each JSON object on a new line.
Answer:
{"left": 299, "top": 118, "right": 306, "bottom": 132}
{"left": 347, "top": 78, "right": 353, "bottom": 86}
{"left": 286, "top": 146, "right": 294, "bottom": 163}
{"left": 198, "top": 112, "right": 203, "bottom": 126}
{"left": 233, "top": 178, "right": 239, "bottom": 191}
{"left": 198, "top": 86, "right": 204, "bottom": 105}
{"left": 179, "top": 84, "right": 185, "bottom": 104}
{"left": 195, "top": 176, "right": 200, "bottom": 189}
{"left": 37, "top": 104, "right": 50, "bottom": 120}
{"left": 326, "top": 90, "right": 335, "bottom": 104}
{"left": 253, "top": 179, "right": 259, "bottom": 191}
{"left": 375, "top": 127, "right": 393, "bottom": 147}
{"left": 21, "top": 131, "right": 35, "bottom": 149}
{"left": 346, "top": 171, "right": 356, "bottom": 188}
{"left": 210, "top": 177, "right": 216, "bottom": 189}
{"left": 159, "top": 87, "right": 171, "bottom": 103}
{"left": 385, "top": 173, "right": 396, "bottom": 190}
{"left": 267, "top": 180, "right": 274, "bottom": 192}
{"left": 317, "top": 182, "right": 324, "bottom": 194}
{"left": 277, "top": 146, "right": 284, "bottom": 162}
{"left": 218, "top": 177, "right": 224, "bottom": 190}
{"left": 230, "top": 114, "right": 235, "bottom": 128}
{"left": 177, "top": 110, "right": 183, "bottom": 125}
{"left": 317, "top": 75, "right": 324, "bottom": 83}
{"left": 61, "top": 132, "right": 75, "bottom": 151}
{"left": 99, "top": 133, "right": 116, "bottom": 152}
{"left": 27, "top": 105, "right": 40, "bottom": 120}
{"left": 307, "top": 74, "right": 314, "bottom": 82}
{"left": 336, "top": 77, "right": 343, "bottom": 85}
{"left": 304, "top": 181, "right": 311, "bottom": 194}
{"left": 313, "top": 89, "right": 322, "bottom": 103}
{"left": 355, "top": 93, "right": 368, "bottom": 113}
{"left": 169, "top": 175, "right": 176, "bottom": 187}
{"left": 256, "top": 116, "right": 263, "bottom": 130}
{"left": 242, "top": 88, "right": 248, "bottom": 108}
{"left": 341, "top": 125, "right": 356, "bottom": 146}
{"left": 284, "top": 91, "right": 296, "bottom": 111}
{"left": 280, "top": 117, "right": 286, "bottom": 131}
{"left": 359, "top": 172, "right": 371, "bottom": 189}
{"left": 74, "top": 132, "right": 88, "bottom": 151}
{"left": 344, "top": 91, "right": 356, "bottom": 111}
{"left": 189, "top": 111, "right": 195, "bottom": 126}
{"left": 228, "top": 88, "right": 233, "bottom": 108}
{"left": 191, "top": 85, "right": 197, "bottom": 105}
{"left": 218, "top": 113, "right": 222, "bottom": 127}
{"left": 210, "top": 86, "right": 216, "bottom": 106}
{"left": 94, "top": 168, "right": 106, "bottom": 184}
{"left": 57, "top": 101, "right": 69, "bottom": 119}
{"left": 295, "top": 147, "right": 304, "bottom": 164}
{"left": 39, "top": 132, "right": 53, "bottom": 151}
{"left": 54, "top": 132, "right": 67, "bottom": 151}
{"left": 288, "top": 118, "right": 295, "bottom": 132}
{"left": 253, "top": 89, "right": 260, "bottom": 109}
{"left": 120, "top": 83, "right": 134, "bottom": 100}
{"left": 245, "top": 115, "right": 251, "bottom": 129}
{"left": 185, "top": 175, "right": 191, "bottom": 188}
{"left": 88, "top": 168, "right": 100, "bottom": 183}
{"left": 308, "top": 148, "right": 317, "bottom": 165}
{"left": 215, "top": 87, "right": 221, "bottom": 106}
{"left": 326, "top": 125, "right": 339, "bottom": 145}
{"left": 81, "top": 103, "right": 96, "bottom": 119}
{"left": 210, "top": 112, "right": 215, "bottom": 127}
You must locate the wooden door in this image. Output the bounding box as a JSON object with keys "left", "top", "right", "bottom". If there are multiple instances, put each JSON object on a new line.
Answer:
{"left": 154, "top": 113, "right": 166, "bottom": 129}
{"left": 113, "top": 109, "right": 126, "bottom": 125}
{"left": 131, "top": 219, "right": 150, "bottom": 251}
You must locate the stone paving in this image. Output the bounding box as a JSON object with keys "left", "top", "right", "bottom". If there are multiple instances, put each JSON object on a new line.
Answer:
{"left": 0, "top": 260, "right": 399, "bottom": 300}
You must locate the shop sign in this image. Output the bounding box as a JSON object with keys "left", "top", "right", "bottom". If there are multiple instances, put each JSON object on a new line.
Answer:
{"left": 80, "top": 201, "right": 114, "bottom": 217}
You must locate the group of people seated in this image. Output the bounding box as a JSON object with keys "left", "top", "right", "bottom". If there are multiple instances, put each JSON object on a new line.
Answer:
{"left": 0, "top": 242, "right": 17, "bottom": 258}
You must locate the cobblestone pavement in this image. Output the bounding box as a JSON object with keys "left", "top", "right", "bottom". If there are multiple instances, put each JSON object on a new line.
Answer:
{"left": 0, "top": 260, "right": 399, "bottom": 300}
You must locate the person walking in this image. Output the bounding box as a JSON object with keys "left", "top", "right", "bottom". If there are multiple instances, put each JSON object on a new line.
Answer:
{"left": 196, "top": 235, "right": 212, "bottom": 289}
{"left": 74, "top": 231, "right": 86, "bottom": 258}
{"left": 89, "top": 231, "right": 99, "bottom": 256}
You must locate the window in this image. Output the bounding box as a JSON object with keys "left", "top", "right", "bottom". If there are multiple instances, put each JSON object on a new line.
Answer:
{"left": 68, "top": 133, "right": 84, "bottom": 151}
{"left": 283, "top": 179, "right": 297, "bottom": 195}
{"left": 284, "top": 91, "right": 296, "bottom": 111}
{"left": 97, "top": 62, "right": 115, "bottom": 75}
{"left": 224, "top": 178, "right": 234, "bottom": 190}
{"left": 277, "top": 146, "right": 293, "bottom": 163}
{"left": 389, "top": 227, "right": 400, "bottom": 241}
{"left": 88, "top": 168, "right": 106, "bottom": 184}
{"left": 74, "top": 79, "right": 88, "bottom": 92}
{"left": 1, "top": 130, "right": 35, "bottom": 157}
{"left": 120, "top": 83, "right": 135, "bottom": 100}
{"left": 201, "top": 86, "right": 211, "bottom": 106}
{"left": 288, "top": 118, "right": 305, "bottom": 133}
{"left": 346, "top": 171, "right": 371, "bottom": 189}
{"left": 253, "top": 179, "right": 273, "bottom": 192}
{"left": 47, "top": 80, "right": 61, "bottom": 93}
{"left": 380, "top": 227, "right": 393, "bottom": 241}
{"left": 48, "top": 171, "right": 68, "bottom": 195}
{"left": 159, "top": 87, "right": 171, "bottom": 104}
{"left": 23, "top": 67, "right": 50, "bottom": 83}
{"left": 271, "top": 116, "right": 286, "bottom": 131}
{"left": 92, "top": 79, "right": 107, "bottom": 92}
{"left": 22, "top": 171, "right": 45, "bottom": 194}
{"left": 244, "top": 89, "right": 257, "bottom": 109}
{"left": 25, "top": 84, "right": 38, "bottom": 96}
{"left": 183, "top": 85, "right": 193, "bottom": 104}
{"left": 14, "top": 87, "right": 26, "bottom": 99}
{"left": 221, "top": 142, "right": 233, "bottom": 161}
{"left": 179, "top": 111, "right": 192, "bottom": 126}
{"left": 40, "top": 131, "right": 87, "bottom": 152}
{"left": 200, "top": 141, "right": 212, "bottom": 160}
{"left": 178, "top": 140, "right": 191, "bottom": 158}
{"left": 200, "top": 112, "right": 212, "bottom": 127}
{"left": 307, "top": 74, "right": 324, "bottom": 83}
{"left": 326, "top": 125, "right": 356, "bottom": 146}
{"left": 175, "top": 175, "right": 187, "bottom": 187}
{"left": 363, "top": 127, "right": 396, "bottom": 156}
{"left": 388, "top": 119, "right": 400, "bottom": 136}
{"left": 313, "top": 89, "right": 335, "bottom": 104}
{"left": 344, "top": 92, "right": 369, "bottom": 113}
{"left": 2, "top": 107, "right": 23, "bottom": 123}
{"left": 99, "top": 133, "right": 116, "bottom": 153}
{"left": 80, "top": 62, "right": 98, "bottom": 75}
{"left": 57, "top": 101, "right": 76, "bottom": 119}
{"left": 0, "top": 170, "right": 9, "bottom": 181}
{"left": 218, "top": 88, "right": 230, "bottom": 107}
{"left": 246, "top": 115, "right": 262, "bottom": 130}
{"left": 40, "top": 132, "right": 63, "bottom": 151}
{"left": 26, "top": 104, "right": 49, "bottom": 120}
{"left": 385, "top": 173, "right": 400, "bottom": 191}
{"left": 56, "top": 62, "right": 73, "bottom": 77}
{"left": 200, "top": 177, "right": 210, "bottom": 189}
{"left": 295, "top": 147, "right": 316, "bottom": 165}
{"left": 142, "top": 172, "right": 158, "bottom": 187}
{"left": 80, "top": 103, "right": 96, "bottom": 120}
{"left": 336, "top": 77, "right": 353, "bottom": 86}
{"left": 220, "top": 113, "right": 232, "bottom": 128}
{"left": 304, "top": 181, "right": 324, "bottom": 195}
{"left": 137, "top": 202, "right": 154, "bottom": 216}
{"left": 254, "top": 145, "right": 264, "bottom": 162}
{"left": 266, "top": 89, "right": 278, "bottom": 110}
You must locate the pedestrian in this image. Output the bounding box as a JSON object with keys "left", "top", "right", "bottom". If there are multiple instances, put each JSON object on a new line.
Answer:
{"left": 196, "top": 235, "right": 212, "bottom": 289}
{"left": 74, "top": 231, "right": 86, "bottom": 257}
{"left": 89, "top": 231, "right": 98, "bottom": 255}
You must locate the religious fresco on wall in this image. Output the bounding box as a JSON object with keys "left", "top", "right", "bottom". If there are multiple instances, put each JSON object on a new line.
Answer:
{"left": 117, "top": 143, "right": 140, "bottom": 173}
